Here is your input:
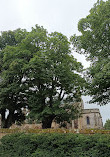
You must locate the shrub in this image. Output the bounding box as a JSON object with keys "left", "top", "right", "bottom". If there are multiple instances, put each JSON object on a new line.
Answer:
{"left": 0, "top": 133, "right": 110, "bottom": 157}
{"left": 104, "top": 119, "right": 110, "bottom": 130}
{"left": 0, "top": 133, "right": 38, "bottom": 157}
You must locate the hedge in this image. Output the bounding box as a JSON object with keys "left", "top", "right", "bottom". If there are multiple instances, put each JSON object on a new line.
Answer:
{"left": 0, "top": 128, "right": 110, "bottom": 134}
{"left": 0, "top": 133, "right": 110, "bottom": 157}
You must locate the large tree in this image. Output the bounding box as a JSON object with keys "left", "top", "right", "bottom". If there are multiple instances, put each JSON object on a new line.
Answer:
{"left": 0, "top": 25, "right": 85, "bottom": 128}
{"left": 24, "top": 32, "right": 85, "bottom": 128}
{"left": 0, "top": 29, "right": 29, "bottom": 127}
{"left": 71, "top": 0, "right": 110, "bottom": 105}
{"left": 0, "top": 25, "right": 47, "bottom": 128}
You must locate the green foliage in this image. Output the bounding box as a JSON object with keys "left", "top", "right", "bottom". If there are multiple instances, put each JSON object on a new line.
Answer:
{"left": 0, "top": 133, "right": 110, "bottom": 157}
{"left": 104, "top": 119, "right": 110, "bottom": 130}
{"left": 0, "top": 25, "right": 86, "bottom": 128}
{"left": 0, "top": 29, "right": 28, "bottom": 50}
{"left": 71, "top": 0, "right": 110, "bottom": 105}
{"left": 24, "top": 30, "right": 85, "bottom": 128}
{"left": 0, "top": 133, "right": 38, "bottom": 157}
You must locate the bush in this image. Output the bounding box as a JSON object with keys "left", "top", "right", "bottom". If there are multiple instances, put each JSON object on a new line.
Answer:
{"left": 104, "top": 119, "right": 110, "bottom": 130}
{"left": 0, "top": 133, "right": 38, "bottom": 157}
{"left": 0, "top": 133, "right": 110, "bottom": 157}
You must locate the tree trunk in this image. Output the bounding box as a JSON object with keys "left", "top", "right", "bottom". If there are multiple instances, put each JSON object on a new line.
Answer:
{"left": 1, "top": 109, "right": 6, "bottom": 128}
{"left": 42, "top": 116, "right": 54, "bottom": 129}
{"left": 0, "top": 109, "right": 15, "bottom": 128}
{"left": 5, "top": 110, "right": 15, "bottom": 128}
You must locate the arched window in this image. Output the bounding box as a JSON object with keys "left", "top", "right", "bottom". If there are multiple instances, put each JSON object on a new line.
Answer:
{"left": 86, "top": 116, "right": 90, "bottom": 125}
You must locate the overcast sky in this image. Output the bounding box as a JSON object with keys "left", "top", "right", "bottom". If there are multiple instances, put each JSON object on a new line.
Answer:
{"left": 0, "top": 0, "right": 109, "bottom": 124}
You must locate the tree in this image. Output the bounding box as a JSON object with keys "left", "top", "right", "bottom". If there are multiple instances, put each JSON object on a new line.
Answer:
{"left": 0, "top": 29, "right": 29, "bottom": 127}
{"left": 71, "top": 0, "right": 110, "bottom": 105}
{"left": 0, "top": 25, "right": 46, "bottom": 128}
{"left": 104, "top": 119, "right": 110, "bottom": 130}
{"left": 0, "top": 28, "right": 27, "bottom": 50}
{"left": 0, "top": 46, "right": 29, "bottom": 128}
{"left": 0, "top": 25, "right": 85, "bottom": 128}
{"left": 24, "top": 31, "right": 85, "bottom": 128}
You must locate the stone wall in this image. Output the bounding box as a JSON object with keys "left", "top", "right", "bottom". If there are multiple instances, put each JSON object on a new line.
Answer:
{"left": 51, "top": 108, "right": 103, "bottom": 130}
{"left": 71, "top": 108, "right": 103, "bottom": 130}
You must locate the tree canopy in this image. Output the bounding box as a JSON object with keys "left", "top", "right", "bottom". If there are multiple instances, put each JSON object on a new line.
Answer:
{"left": 104, "top": 119, "right": 110, "bottom": 130}
{"left": 0, "top": 25, "right": 85, "bottom": 128}
{"left": 71, "top": 0, "right": 110, "bottom": 105}
{"left": 0, "top": 29, "right": 29, "bottom": 127}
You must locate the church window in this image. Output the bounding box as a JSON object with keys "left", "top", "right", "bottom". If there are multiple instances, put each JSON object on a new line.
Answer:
{"left": 86, "top": 116, "right": 90, "bottom": 125}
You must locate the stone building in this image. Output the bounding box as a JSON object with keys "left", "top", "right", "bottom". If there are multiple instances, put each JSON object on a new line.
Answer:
{"left": 71, "top": 108, "right": 103, "bottom": 130}
{"left": 51, "top": 100, "right": 103, "bottom": 130}
{"left": 8, "top": 100, "right": 103, "bottom": 130}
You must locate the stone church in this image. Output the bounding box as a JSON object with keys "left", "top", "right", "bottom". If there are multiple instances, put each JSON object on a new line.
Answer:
{"left": 6, "top": 100, "right": 103, "bottom": 130}
{"left": 51, "top": 100, "right": 103, "bottom": 130}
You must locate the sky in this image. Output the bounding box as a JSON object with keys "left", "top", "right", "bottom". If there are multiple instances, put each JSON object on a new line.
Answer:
{"left": 0, "top": 0, "right": 109, "bottom": 124}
